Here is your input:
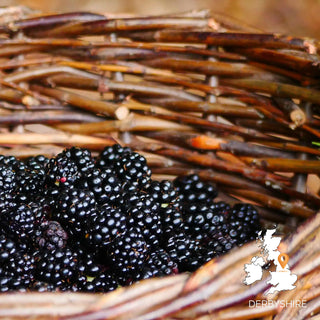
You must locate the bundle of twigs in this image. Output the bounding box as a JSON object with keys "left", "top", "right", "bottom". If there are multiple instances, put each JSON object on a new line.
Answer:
{"left": 0, "top": 6, "right": 319, "bottom": 319}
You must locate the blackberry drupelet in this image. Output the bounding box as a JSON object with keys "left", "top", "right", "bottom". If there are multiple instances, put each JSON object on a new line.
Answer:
{"left": 109, "top": 227, "right": 148, "bottom": 285}
{"left": 53, "top": 188, "right": 97, "bottom": 237}
{"left": 173, "top": 174, "right": 218, "bottom": 204}
{"left": 35, "top": 221, "right": 68, "bottom": 251}
{"left": 114, "top": 152, "right": 151, "bottom": 187}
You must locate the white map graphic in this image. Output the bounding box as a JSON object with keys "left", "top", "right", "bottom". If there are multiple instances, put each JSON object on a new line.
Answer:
{"left": 244, "top": 228, "right": 297, "bottom": 295}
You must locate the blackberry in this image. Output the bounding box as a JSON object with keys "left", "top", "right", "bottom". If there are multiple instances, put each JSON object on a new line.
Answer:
{"left": 227, "top": 204, "right": 261, "bottom": 245}
{"left": 53, "top": 188, "right": 97, "bottom": 237}
{"left": 26, "top": 155, "right": 49, "bottom": 168}
{"left": 0, "top": 250, "right": 35, "bottom": 292}
{"left": 165, "top": 231, "right": 202, "bottom": 272}
{"left": 114, "top": 152, "right": 151, "bottom": 187}
{"left": 160, "top": 204, "right": 185, "bottom": 237}
{"left": 45, "top": 151, "right": 81, "bottom": 188}
{"left": 87, "top": 205, "right": 127, "bottom": 252}
{"left": 81, "top": 273, "right": 118, "bottom": 293}
{"left": 173, "top": 174, "right": 218, "bottom": 204}
{"left": 1, "top": 202, "right": 37, "bottom": 245}
{"left": 81, "top": 168, "right": 121, "bottom": 205}
{"left": 34, "top": 247, "right": 82, "bottom": 289}
{"left": 15, "top": 160, "right": 46, "bottom": 196}
{"left": 147, "top": 180, "right": 178, "bottom": 205}
{"left": 35, "top": 221, "right": 68, "bottom": 251}
{"left": 121, "top": 192, "right": 162, "bottom": 247}
{"left": 144, "top": 249, "right": 178, "bottom": 278}
{"left": 68, "top": 147, "right": 95, "bottom": 174}
{"left": 109, "top": 227, "right": 148, "bottom": 285}
{"left": 0, "top": 235, "right": 17, "bottom": 264}
{"left": 207, "top": 235, "right": 238, "bottom": 257}
{"left": 183, "top": 202, "right": 230, "bottom": 241}
{"left": 0, "top": 164, "right": 16, "bottom": 195}
{"left": 96, "top": 144, "right": 132, "bottom": 168}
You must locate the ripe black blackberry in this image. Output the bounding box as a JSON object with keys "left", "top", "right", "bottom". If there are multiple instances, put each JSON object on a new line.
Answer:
{"left": 26, "top": 155, "right": 49, "bottom": 168}
{"left": 0, "top": 164, "right": 16, "bottom": 195}
{"left": 53, "top": 188, "right": 97, "bottom": 237}
{"left": 96, "top": 144, "right": 132, "bottom": 168}
{"left": 45, "top": 151, "right": 81, "bottom": 188}
{"left": 146, "top": 180, "right": 178, "bottom": 205}
{"left": 68, "top": 147, "right": 95, "bottom": 174}
{"left": 207, "top": 235, "right": 238, "bottom": 257}
{"left": 173, "top": 174, "right": 218, "bottom": 204}
{"left": 165, "top": 231, "right": 203, "bottom": 272}
{"left": 87, "top": 205, "right": 127, "bottom": 253}
{"left": 34, "top": 221, "right": 68, "bottom": 251}
{"left": 15, "top": 160, "right": 46, "bottom": 196}
{"left": 81, "top": 273, "right": 118, "bottom": 293}
{"left": 114, "top": 152, "right": 151, "bottom": 187}
{"left": 227, "top": 203, "right": 261, "bottom": 245}
{"left": 34, "top": 247, "right": 83, "bottom": 289}
{"left": 0, "top": 236, "right": 35, "bottom": 292}
{"left": 121, "top": 191, "right": 162, "bottom": 247}
{"left": 81, "top": 167, "right": 122, "bottom": 205}
{"left": 108, "top": 227, "right": 148, "bottom": 285}
{"left": 145, "top": 249, "right": 178, "bottom": 278}
{"left": 160, "top": 203, "right": 185, "bottom": 237}
{"left": 183, "top": 201, "right": 230, "bottom": 241}
{"left": 1, "top": 202, "right": 37, "bottom": 246}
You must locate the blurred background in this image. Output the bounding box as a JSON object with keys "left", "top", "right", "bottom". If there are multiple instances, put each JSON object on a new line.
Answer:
{"left": 2, "top": 0, "right": 320, "bottom": 39}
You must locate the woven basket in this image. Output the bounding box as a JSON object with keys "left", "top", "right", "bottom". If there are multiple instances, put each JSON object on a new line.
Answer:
{"left": 0, "top": 6, "right": 320, "bottom": 319}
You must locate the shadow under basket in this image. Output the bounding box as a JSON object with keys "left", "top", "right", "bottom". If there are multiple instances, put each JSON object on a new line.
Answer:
{"left": 0, "top": 6, "right": 320, "bottom": 320}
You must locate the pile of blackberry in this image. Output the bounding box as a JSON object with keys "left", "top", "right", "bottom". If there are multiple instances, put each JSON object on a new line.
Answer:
{"left": 0, "top": 145, "right": 261, "bottom": 292}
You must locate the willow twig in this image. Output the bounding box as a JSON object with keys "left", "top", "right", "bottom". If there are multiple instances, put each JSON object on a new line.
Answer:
{"left": 241, "top": 157, "right": 320, "bottom": 174}
{"left": 32, "top": 84, "right": 129, "bottom": 120}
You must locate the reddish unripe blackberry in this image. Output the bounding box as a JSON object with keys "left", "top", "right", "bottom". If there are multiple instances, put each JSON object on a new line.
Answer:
{"left": 35, "top": 221, "right": 68, "bottom": 251}
{"left": 114, "top": 152, "right": 151, "bottom": 187}
{"left": 173, "top": 174, "right": 218, "bottom": 204}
